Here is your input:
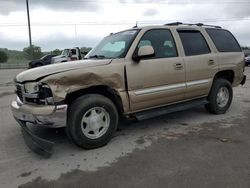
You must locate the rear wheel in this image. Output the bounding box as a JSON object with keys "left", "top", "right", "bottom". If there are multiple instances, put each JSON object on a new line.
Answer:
{"left": 67, "top": 94, "right": 118, "bottom": 149}
{"left": 205, "top": 79, "right": 233, "bottom": 114}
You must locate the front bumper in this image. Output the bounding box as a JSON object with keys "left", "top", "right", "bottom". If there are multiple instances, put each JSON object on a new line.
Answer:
{"left": 14, "top": 119, "right": 54, "bottom": 158}
{"left": 11, "top": 97, "right": 68, "bottom": 157}
{"left": 11, "top": 98, "right": 68, "bottom": 128}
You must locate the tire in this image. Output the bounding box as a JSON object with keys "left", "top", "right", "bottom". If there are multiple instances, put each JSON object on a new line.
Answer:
{"left": 205, "top": 79, "right": 233, "bottom": 114}
{"left": 67, "top": 94, "right": 119, "bottom": 149}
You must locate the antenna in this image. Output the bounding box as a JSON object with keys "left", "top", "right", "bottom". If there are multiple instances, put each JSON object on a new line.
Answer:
{"left": 133, "top": 21, "right": 138, "bottom": 28}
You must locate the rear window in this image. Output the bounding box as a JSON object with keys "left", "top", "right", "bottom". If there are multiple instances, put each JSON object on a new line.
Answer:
{"left": 178, "top": 30, "right": 210, "bottom": 56}
{"left": 206, "top": 29, "right": 241, "bottom": 52}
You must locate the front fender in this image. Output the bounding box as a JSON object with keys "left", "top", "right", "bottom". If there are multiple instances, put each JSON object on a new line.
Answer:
{"left": 41, "top": 61, "right": 126, "bottom": 102}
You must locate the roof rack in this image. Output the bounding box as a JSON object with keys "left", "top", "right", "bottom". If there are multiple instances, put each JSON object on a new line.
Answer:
{"left": 165, "top": 22, "right": 222, "bottom": 29}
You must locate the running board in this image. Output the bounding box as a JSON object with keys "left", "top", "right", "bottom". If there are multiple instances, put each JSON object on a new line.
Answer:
{"left": 134, "top": 98, "right": 208, "bottom": 121}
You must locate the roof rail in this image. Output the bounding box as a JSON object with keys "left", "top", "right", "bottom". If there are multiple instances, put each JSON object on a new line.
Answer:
{"left": 165, "top": 22, "right": 183, "bottom": 26}
{"left": 165, "top": 22, "right": 221, "bottom": 28}
{"left": 195, "top": 23, "right": 222, "bottom": 28}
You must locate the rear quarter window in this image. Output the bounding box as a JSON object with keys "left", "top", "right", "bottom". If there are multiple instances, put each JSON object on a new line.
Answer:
{"left": 206, "top": 28, "right": 241, "bottom": 52}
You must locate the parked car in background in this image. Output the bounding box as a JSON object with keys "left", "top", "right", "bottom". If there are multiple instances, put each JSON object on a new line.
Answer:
{"left": 245, "top": 55, "right": 250, "bottom": 66}
{"left": 28, "top": 54, "right": 56, "bottom": 68}
{"left": 51, "top": 47, "right": 82, "bottom": 63}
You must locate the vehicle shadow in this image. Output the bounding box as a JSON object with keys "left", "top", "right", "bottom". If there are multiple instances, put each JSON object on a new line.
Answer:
{"left": 26, "top": 105, "right": 208, "bottom": 158}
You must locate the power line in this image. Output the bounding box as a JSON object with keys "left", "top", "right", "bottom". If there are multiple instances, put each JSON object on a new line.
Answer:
{"left": 1, "top": 0, "right": 250, "bottom": 4}
{"left": 58, "top": 0, "right": 250, "bottom": 4}
{"left": 0, "top": 17, "right": 250, "bottom": 27}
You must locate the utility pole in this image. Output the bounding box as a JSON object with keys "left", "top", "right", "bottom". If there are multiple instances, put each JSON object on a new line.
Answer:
{"left": 26, "top": 0, "right": 33, "bottom": 60}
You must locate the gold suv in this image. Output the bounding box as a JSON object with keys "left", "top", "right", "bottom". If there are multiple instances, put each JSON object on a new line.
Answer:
{"left": 11, "top": 22, "right": 246, "bottom": 157}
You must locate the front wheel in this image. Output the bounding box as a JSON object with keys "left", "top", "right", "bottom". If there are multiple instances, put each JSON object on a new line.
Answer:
{"left": 67, "top": 94, "right": 119, "bottom": 149}
{"left": 205, "top": 79, "right": 233, "bottom": 114}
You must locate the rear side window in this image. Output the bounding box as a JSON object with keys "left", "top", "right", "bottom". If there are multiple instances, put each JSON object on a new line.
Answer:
{"left": 206, "top": 29, "right": 241, "bottom": 52}
{"left": 178, "top": 30, "right": 210, "bottom": 56}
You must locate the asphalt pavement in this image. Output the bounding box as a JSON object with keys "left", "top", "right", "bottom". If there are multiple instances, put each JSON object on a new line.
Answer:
{"left": 0, "top": 67, "right": 250, "bottom": 188}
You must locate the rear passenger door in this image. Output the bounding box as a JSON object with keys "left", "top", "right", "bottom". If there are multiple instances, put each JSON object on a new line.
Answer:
{"left": 177, "top": 29, "right": 217, "bottom": 99}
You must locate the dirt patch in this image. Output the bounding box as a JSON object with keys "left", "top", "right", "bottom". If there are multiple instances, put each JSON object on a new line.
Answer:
{"left": 243, "top": 100, "right": 250, "bottom": 103}
{"left": 179, "top": 122, "right": 189, "bottom": 126}
{"left": 18, "top": 171, "right": 32, "bottom": 178}
{"left": 0, "top": 81, "right": 13, "bottom": 87}
{"left": 0, "top": 91, "right": 14, "bottom": 98}
{"left": 136, "top": 137, "right": 146, "bottom": 144}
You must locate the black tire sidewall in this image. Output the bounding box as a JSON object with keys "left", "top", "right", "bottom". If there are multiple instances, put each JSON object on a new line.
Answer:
{"left": 207, "top": 79, "right": 233, "bottom": 114}
{"left": 68, "top": 94, "right": 118, "bottom": 149}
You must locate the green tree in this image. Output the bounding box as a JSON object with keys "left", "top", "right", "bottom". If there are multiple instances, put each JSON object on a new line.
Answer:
{"left": 80, "top": 47, "right": 92, "bottom": 54}
{"left": 23, "top": 45, "right": 43, "bottom": 60}
{"left": 0, "top": 50, "right": 8, "bottom": 63}
{"left": 51, "top": 49, "right": 62, "bottom": 56}
{"left": 241, "top": 46, "right": 250, "bottom": 50}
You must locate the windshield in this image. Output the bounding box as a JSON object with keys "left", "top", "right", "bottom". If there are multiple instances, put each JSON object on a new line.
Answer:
{"left": 61, "top": 49, "right": 69, "bottom": 56}
{"left": 41, "top": 55, "right": 48, "bottom": 60}
{"left": 86, "top": 29, "right": 139, "bottom": 59}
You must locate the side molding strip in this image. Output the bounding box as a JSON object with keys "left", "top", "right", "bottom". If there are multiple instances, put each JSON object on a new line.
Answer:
{"left": 134, "top": 83, "right": 186, "bottom": 95}
{"left": 134, "top": 79, "right": 210, "bottom": 96}
{"left": 186, "top": 79, "right": 210, "bottom": 87}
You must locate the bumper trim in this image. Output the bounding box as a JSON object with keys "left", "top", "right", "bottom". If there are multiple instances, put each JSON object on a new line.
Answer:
{"left": 11, "top": 99, "right": 68, "bottom": 128}
{"left": 15, "top": 118, "right": 54, "bottom": 158}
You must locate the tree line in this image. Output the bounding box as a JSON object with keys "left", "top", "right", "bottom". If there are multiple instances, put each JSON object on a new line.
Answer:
{"left": 1, "top": 45, "right": 250, "bottom": 63}
{"left": 0, "top": 45, "right": 92, "bottom": 63}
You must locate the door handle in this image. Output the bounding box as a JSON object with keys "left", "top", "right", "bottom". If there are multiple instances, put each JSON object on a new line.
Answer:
{"left": 208, "top": 59, "right": 215, "bottom": 65}
{"left": 174, "top": 63, "right": 183, "bottom": 70}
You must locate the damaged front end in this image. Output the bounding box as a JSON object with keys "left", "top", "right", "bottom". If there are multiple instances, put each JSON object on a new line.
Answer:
{"left": 15, "top": 118, "right": 54, "bottom": 158}
{"left": 11, "top": 81, "right": 68, "bottom": 158}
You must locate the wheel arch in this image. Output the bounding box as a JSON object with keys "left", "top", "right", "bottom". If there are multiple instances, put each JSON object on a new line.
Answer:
{"left": 65, "top": 85, "right": 124, "bottom": 115}
{"left": 213, "top": 69, "right": 235, "bottom": 84}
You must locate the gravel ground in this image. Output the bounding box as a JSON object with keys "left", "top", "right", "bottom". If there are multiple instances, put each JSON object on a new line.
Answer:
{"left": 0, "top": 67, "right": 249, "bottom": 188}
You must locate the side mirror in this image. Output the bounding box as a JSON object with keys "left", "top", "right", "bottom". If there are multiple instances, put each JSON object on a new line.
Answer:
{"left": 132, "top": 45, "right": 155, "bottom": 62}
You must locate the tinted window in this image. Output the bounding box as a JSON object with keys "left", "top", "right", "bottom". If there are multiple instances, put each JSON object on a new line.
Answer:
{"left": 178, "top": 30, "right": 210, "bottom": 56}
{"left": 138, "top": 29, "right": 178, "bottom": 58}
{"left": 206, "top": 29, "right": 241, "bottom": 52}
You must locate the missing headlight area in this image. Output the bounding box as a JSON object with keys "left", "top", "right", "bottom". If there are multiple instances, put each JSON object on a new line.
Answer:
{"left": 15, "top": 82, "right": 54, "bottom": 105}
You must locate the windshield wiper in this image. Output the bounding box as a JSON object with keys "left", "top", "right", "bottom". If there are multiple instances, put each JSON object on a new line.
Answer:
{"left": 89, "top": 55, "right": 106, "bottom": 59}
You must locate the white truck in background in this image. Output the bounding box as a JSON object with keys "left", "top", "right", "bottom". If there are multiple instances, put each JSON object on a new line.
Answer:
{"left": 51, "top": 47, "right": 83, "bottom": 63}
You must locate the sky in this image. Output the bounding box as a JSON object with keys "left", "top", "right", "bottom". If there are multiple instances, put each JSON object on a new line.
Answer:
{"left": 0, "top": 0, "right": 250, "bottom": 51}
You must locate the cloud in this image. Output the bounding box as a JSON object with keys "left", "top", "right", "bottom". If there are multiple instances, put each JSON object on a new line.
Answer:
{"left": 143, "top": 8, "right": 159, "bottom": 17}
{"left": 0, "top": 32, "right": 102, "bottom": 51}
{"left": 0, "top": 0, "right": 250, "bottom": 50}
{"left": 0, "top": 0, "right": 100, "bottom": 15}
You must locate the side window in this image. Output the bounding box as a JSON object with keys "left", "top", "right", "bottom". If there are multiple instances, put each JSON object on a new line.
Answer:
{"left": 206, "top": 29, "right": 241, "bottom": 52}
{"left": 71, "top": 49, "right": 77, "bottom": 55}
{"left": 138, "top": 29, "right": 178, "bottom": 58}
{"left": 178, "top": 30, "right": 210, "bottom": 56}
{"left": 138, "top": 40, "right": 152, "bottom": 48}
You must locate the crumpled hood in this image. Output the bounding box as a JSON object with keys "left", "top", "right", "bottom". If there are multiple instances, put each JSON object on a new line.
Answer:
{"left": 15, "top": 59, "right": 112, "bottom": 83}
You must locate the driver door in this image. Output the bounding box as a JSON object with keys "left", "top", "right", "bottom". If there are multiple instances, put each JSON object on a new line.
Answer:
{"left": 125, "top": 29, "right": 186, "bottom": 112}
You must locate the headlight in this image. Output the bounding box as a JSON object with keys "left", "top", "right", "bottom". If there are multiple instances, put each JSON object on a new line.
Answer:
{"left": 24, "top": 82, "right": 40, "bottom": 93}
